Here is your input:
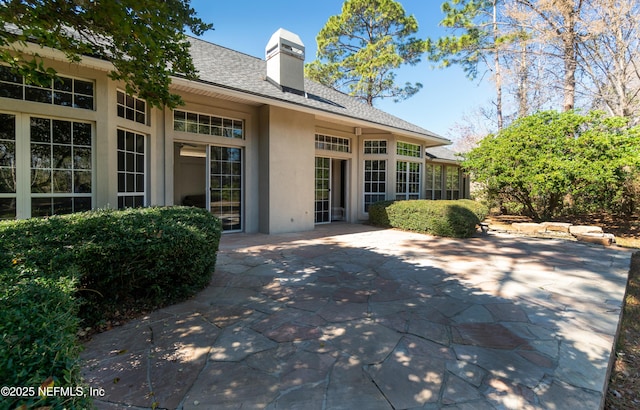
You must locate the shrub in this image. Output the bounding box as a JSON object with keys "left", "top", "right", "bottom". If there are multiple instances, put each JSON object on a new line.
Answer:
{"left": 369, "top": 199, "right": 488, "bottom": 238}
{"left": 0, "top": 207, "right": 222, "bottom": 409}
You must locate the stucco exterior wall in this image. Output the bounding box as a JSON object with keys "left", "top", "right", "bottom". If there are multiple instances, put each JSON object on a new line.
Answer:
{"left": 259, "top": 105, "right": 315, "bottom": 234}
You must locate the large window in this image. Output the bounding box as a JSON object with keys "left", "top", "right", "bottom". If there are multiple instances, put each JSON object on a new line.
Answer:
{"left": 210, "top": 146, "right": 242, "bottom": 231}
{"left": 0, "top": 114, "right": 16, "bottom": 219}
{"left": 396, "top": 161, "right": 420, "bottom": 200}
{"left": 363, "top": 160, "right": 386, "bottom": 212}
{"left": 425, "top": 163, "right": 443, "bottom": 200}
{"left": 174, "top": 110, "right": 243, "bottom": 139}
{"left": 396, "top": 141, "right": 421, "bottom": 158}
{"left": 117, "top": 91, "right": 146, "bottom": 124}
{"left": 30, "top": 117, "right": 92, "bottom": 216}
{"left": 364, "top": 140, "right": 387, "bottom": 155}
{"left": 446, "top": 165, "right": 460, "bottom": 200}
{"left": 0, "top": 66, "right": 94, "bottom": 110}
{"left": 117, "top": 129, "right": 146, "bottom": 209}
{"left": 315, "top": 134, "right": 350, "bottom": 153}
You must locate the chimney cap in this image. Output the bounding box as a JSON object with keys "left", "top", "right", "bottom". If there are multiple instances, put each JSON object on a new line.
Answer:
{"left": 266, "top": 28, "right": 305, "bottom": 60}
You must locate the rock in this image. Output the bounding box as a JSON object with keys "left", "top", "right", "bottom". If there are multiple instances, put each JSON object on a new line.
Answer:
{"left": 569, "top": 225, "right": 604, "bottom": 235}
{"left": 540, "top": 222, "right": 572, "bottom": 233}
{"left": 573, "top": 232, "right": 615, "bottom": 246}
{"left": 512, "top": 223, "right": 545, "bottom": 234}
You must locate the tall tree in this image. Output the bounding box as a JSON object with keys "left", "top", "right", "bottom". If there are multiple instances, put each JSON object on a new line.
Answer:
{"left": 427, "top": 0, "right": 509, "bottom": 129}
{"left": 512, "top": 0, "right": 586, "bottom": 112}
{"left": 305, "top": 0, "right": 425, "bottom": 106}
{"left": 577, "top": 0, "right": 640, "bottom": 120}
{"left": 0, "top": 0, "right": 212, "bottom": 108}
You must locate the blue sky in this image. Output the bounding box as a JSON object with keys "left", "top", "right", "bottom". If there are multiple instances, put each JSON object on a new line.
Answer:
{"left": 188, "top": 0, "right": 495, "bottom": 138}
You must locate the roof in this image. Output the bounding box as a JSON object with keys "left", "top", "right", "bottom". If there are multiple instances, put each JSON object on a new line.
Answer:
{"left": 425, "top": 146, "right": 461, "bottom": 162}
{"left": 182, "top": 36, "right": 449, "bottom": 145}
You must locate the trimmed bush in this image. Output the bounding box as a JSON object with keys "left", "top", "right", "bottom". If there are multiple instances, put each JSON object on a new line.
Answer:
{"left": 369, "top": 199, "right": 489, "bottom": 238}
{"left": 0, "top": 206, "right": 221, "bottom": 409}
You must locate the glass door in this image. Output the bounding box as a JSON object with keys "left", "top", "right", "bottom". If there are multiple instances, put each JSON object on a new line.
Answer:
{"left": 315, "top": 156, "right": 330, "bottom": 224}
{"left": 209, "top": 146, "right": 242, "bottom": 231}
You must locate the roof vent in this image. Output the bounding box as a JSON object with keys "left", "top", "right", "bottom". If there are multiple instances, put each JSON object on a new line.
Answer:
{"left": 265, "top": 28, "right": 305, "bottom": 92}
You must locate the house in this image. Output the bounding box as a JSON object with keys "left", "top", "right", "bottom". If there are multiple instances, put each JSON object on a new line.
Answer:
{"left": 0, "top": 28, "right": 469, "bottom": 234}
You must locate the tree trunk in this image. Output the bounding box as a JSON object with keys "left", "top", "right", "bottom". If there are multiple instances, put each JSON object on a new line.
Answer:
{"left": 493, "top": 0, "right": 504, "bottom": 129}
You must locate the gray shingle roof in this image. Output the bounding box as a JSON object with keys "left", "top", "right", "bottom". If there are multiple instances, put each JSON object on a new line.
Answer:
{"left": 425, "top": 146, "right": 460, "bottom": 162}
{"left": 184, "top": 36, "right": 449, "bottom": 144}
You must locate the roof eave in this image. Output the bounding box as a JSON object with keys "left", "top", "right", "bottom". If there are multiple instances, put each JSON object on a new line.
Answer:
{"left": 171, "top": 76, "right": 451, "bottom": 146}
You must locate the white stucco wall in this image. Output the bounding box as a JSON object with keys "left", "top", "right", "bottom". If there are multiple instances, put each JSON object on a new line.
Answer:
{"left": 259, "top": 105, "right": 315, "bottom": 234}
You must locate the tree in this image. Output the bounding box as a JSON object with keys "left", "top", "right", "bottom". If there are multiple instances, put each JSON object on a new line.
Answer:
{"left": 463, "top": 110, "right": 640, "bottom": 220}
{"left": 0, "top": 0, "right": 212, "bottom": 108}
{"left": 577, "top": 0, "right": 640, "bottom": 121}
{"left": 305, "top": 0, "right": 425, "bottom": 106}
{"left": 427, "top": 0, "right": 509, "bottom": 129}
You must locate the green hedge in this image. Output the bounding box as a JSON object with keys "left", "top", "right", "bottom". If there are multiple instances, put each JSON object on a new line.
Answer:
{"left": 368, "top": 199, "right": 489, "bottom": 238}
{"left": 0, "top": 207, "right": 222, "bottom": 409}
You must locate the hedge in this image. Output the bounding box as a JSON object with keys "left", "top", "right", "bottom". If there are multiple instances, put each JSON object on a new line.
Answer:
{"left": 368, "top": 199, "right": 489, "bottom": 238}
{"left": 0, "top": 207, "right": 222, "bottom": 409}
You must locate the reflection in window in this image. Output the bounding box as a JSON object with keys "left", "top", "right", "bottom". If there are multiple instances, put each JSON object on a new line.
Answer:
{"left": 117, "top": 129, "right": 146, "bottom": 209}
{"left": 174, "top": 110, "right": 243, "bottom": 139}
{"left": 30, "top": 117, "right": 92, "bottom": 216}
{"left": 0, "top": 66, "right": 94, "bottom": 110}
{"left": 364, "top": 159, "right": 386, "bottom": 212}
{"left": 210, "top": 146, "right": 242, "bottom": 231}
{"left": 0, "top": 113, "right": 16, "bottom": 219}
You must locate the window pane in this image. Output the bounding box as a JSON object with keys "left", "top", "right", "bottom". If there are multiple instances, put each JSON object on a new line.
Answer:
{"left": 73, "top": 122, "right": 91, "bottom": 146}
{"left": 53, "top": 120, "right": 72, "bottom": 144}
{"left": 31, "top": 118, "right": 51, "bottom": 142}
{"left": 31, "top": 197, "right": 52, "bottom": 217}
{"left": 25, "top": 87, "right": 52, "bottom": 103}
{"left": 0, "top": 167, "right": 16, "bottom": 192}
{"left": 0, "top": 197, "right": 16, "bottom": 219}
{"left": 74, "top": 79, "right": 94, "bottom": 96}
{"left": 53, "top": 170, "right": 72, "bottom": 193}
{"left": 0, "top": 141, "right": 15, "bottom": 167}
{"left": 74, "top": 171, "right": 92, "bottom": 193}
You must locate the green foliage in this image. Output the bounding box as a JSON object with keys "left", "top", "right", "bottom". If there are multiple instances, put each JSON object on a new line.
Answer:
{"left": 0, "top": 0, "right": 212, "bottom": 108}
{"left": 426, "top": 0, "right": 515, "bottom": 80}
{"left": 0, "top": 206, "right": 222, "bottom": 325}
{"left": 0, "top": 207, "right": 221, "bottom": 409}
{"left": 369, "top": 199, "right": 488, "bottom": 238}
{"left": 305, "top": 0, "right": 425, "bottom": 105}
{"left": 463, "top": 110, "right": 640, "bottom": 220}
{"left": 0, "top": 268, "right": 91, "bottom": 409}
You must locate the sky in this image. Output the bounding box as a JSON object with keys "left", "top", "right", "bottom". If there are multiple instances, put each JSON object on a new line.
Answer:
{"left": 188, "top": 0, "right": 496, "bottom": 139}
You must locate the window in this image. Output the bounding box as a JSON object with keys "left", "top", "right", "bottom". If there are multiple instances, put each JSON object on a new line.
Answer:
{"left": 210, "top": 146, "right": 242, "bottom": 231}
{"left": 117, "top": 129, "right": 146, "bottom": 208}
{"left": 364, "top": 160, "right": 386, "bottom": 212}
{"left": 30, "top": 117, "right": 92, "bottom": 216}
{"left": 396, "top": 141, "right": 421, "bottom": 158}
{"left": 446, "top": 165, "right": 460, "bottom": 200}
{"left": 0, "top": 113, "right": 16, "bottom": 219}
{"left": 425, "top": 163, "right": 444, "bottom": 200}
{"left": 315, "top": 157, "right": 330, "bottom": 223}
{"left": 315, "top": 134, "right": 350, "bottom": 153}
{"left": 174, "top": 110, "right": 243, "bottom": 139}
{"left": 0, "top": 66, "right": 94, "bottom": 110}
{"left": 396, "top": 161, "right": 420, "bottom": 200}
{"left": 117, "top": 91, "right": 146, "bottom": 124}
{"left": 364, "top": 140, "right": 387, "bottom": 154}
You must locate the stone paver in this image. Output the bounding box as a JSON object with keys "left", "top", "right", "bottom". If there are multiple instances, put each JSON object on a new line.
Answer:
{"left": 81, "top": 224, "right": 633, "bottom": 409}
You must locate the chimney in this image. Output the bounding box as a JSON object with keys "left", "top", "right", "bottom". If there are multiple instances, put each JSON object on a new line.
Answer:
{"left": 265, "top": 28, "right": 305, "bottom": 92}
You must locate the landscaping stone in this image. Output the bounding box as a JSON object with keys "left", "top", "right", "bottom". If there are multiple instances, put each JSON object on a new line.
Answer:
{"left": 512, "top": 222, "right": 546, "bottom": 234}
{"left": 541, "top": 222, "right": 572, "bottom": 233}
{"left": 569, "top": 225, "right": 604, "bottom": 235}
{"left": 573, "top": 232, "right": 615, "bottom": 246}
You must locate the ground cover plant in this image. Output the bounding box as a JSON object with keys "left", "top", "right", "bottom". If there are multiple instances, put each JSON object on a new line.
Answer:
{"left": 368, "top": 199, "right": 488, "bottom": 238}
{"left": 0, "top": 206, "right": 221, "bottom": 409}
